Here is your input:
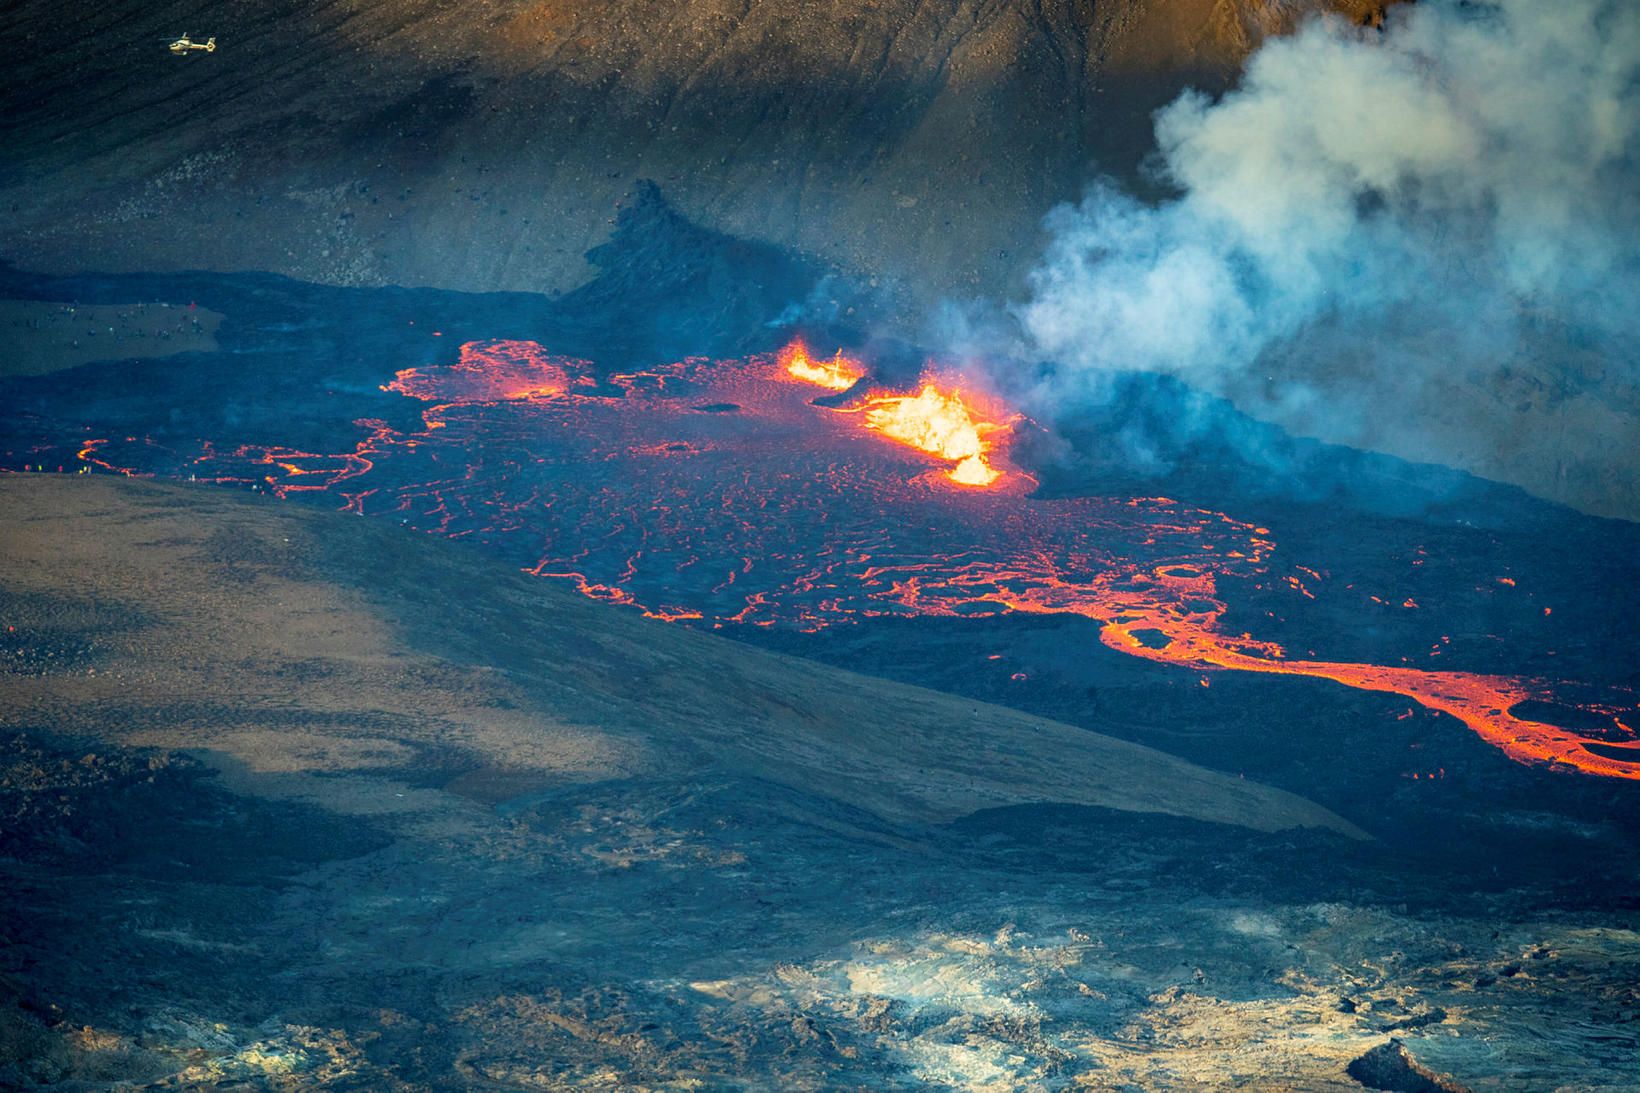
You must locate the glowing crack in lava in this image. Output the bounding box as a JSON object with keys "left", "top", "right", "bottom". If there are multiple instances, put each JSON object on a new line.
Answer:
{"left": 779, "top": 340, "right": 865, "bottom": 391}
{"left": 44, "top": 338, "right": 1640, "bottom": 780}
{"left": 387, "top": 339, "right": 590, "bottom": 404}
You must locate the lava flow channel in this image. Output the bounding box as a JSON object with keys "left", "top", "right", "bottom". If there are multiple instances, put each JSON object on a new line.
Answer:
{"left": 37, "top": 337, "right": 1640, "bottom": 779}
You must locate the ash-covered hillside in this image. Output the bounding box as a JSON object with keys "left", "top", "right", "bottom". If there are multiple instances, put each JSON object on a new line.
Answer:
{"left": 0, "top": 0, "right": 1382, "bottom": 300}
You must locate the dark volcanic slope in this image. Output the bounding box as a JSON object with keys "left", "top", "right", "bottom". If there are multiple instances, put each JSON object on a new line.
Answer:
{"left": 0, "top": 0, "right": 1383, "bottom": 301}
{"left": 3, "top": 478, "right": 1637, "bottom": 1090}
{"left": 0, "top": 475, "right": 1359, "bottom": 834}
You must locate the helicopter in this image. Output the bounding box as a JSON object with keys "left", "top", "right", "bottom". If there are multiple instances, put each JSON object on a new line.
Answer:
{"left": 167, "top": 33, "right": 216, "bottom": 54}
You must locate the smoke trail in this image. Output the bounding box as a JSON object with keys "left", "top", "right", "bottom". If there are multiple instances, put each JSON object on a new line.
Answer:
{"left": 1019, "top": 0, "right": 1640, "bottom": 442}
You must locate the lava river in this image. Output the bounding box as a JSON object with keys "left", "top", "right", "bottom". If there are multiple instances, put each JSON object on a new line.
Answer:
{"left": 51, "top": 339, "right": 1640, "bottom": 780}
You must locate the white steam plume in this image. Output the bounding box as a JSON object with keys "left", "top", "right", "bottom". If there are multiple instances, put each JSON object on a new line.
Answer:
{"left": 1020, "top": 0, "right": 1640, "bottom": 414}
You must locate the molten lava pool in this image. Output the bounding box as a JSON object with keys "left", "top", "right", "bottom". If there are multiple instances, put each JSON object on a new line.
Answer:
{"left": 40, "top": 338, "right": 1640, "bottom": 780}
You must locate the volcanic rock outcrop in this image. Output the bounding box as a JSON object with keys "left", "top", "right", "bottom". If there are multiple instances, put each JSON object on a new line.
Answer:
{"left": 1347, "top": 1039, "right": 1471, "bottom": 1093}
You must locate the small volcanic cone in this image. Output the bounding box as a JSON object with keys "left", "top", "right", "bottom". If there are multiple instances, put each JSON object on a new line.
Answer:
{"left": 780, "top": 340, "right": 865, "bottom": 391}
{"left": 862, "top": 383, "right": 1004, "bottom": 487}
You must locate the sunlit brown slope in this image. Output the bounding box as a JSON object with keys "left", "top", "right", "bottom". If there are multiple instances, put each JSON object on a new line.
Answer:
{"left": 0, "top": 0, "right": 1384, "bottom": 301}
{"left": 0, "top": 474, "right": 1364, "bottom": 837}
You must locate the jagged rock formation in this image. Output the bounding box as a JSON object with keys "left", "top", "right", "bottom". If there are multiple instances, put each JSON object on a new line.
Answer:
{"left": 1348, "top": 1038, "right": 1472, "bottom": 1093}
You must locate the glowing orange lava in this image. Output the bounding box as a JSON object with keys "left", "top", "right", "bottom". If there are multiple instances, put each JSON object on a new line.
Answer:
{"left": 777, "top": 339, "right": 1007, "bottom": 487}
{"left": 386, "top": 339, "right": 585, "bottom": 405}
{"left": 859, "top": 383, "right": 1005, "bottom": 487}
{"left": 779, "top": 340, "right": 865, "bottom": 391}
{"left": 950, "top": 555, "right": 1640, "bottom": 781}
{"left": 44, "top": 337, "right": 1639, "bottom": 781}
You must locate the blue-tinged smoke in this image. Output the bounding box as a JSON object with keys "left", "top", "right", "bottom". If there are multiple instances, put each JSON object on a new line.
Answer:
{"left": 1019, "top": 0, "right": 1640, "bottom": 417}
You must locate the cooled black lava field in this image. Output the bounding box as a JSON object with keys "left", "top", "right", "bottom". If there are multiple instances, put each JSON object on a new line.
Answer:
{"left": 2, "top": 192, "right": 1638, "bottom": 1087}
{"left": 4, "top": 0, "right": 1640, "bottom": 1086}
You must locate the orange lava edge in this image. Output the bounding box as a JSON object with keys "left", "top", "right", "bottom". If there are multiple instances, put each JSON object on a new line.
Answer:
{"left": 65, "top": 337, "right": 1640, "bottom": 781}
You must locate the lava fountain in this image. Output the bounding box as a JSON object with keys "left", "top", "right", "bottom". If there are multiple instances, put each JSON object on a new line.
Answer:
{"left": 779, "top": 340, "right": 865, "bottom": 391}
{"left": 857, "top": 383, "right": 1005, "bottom": 487}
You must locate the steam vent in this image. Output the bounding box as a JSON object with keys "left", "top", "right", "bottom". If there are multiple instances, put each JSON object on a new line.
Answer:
{"left": 4, "top": 1, "right": 1639, "bottom": 1088}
